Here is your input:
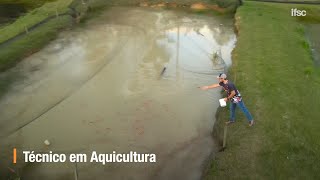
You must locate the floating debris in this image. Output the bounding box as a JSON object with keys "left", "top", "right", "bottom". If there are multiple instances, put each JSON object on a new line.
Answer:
{"left": 44, "top": 140, "right": 50, "bottom": 146}
{"left": 160, "top": 63, "right": 168, "bottom": 76}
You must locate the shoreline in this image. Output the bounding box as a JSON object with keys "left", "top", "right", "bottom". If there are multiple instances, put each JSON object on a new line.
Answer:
{"left": 204, "top": 1, "right": 320, "bottom": 179}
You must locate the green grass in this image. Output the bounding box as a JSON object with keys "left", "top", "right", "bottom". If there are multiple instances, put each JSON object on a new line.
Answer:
{"left": 211, "top": 0, "right": 240, "bottom": 8}
{"left": 248, "top": 0, "right": 320, "bottom": 2}
{"left": 297, "top": 7, "right": 320, "bottom": 23}
{"left": 0, "top": 0, "right": 75, "bottom": 72}
{"left": 206, "top": 1, "right": 320, "bottom": 179}
{"left": 0, "top": 0, "right": 59, "bottom": 9}
{"left": 0, "top": 15, "right": 72, "bottom": 72}
{"left": 0, "top": 0, "right": 73, "bottom": 44}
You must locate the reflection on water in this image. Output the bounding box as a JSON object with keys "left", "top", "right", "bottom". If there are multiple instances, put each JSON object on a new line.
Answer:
{"left": 0, "top": 7, "right": 236, "bottom": 179}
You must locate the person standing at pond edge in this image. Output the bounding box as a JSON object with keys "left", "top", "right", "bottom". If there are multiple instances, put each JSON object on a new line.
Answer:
{"left": 200, "top": 73, "right": 254, "bottom": 126}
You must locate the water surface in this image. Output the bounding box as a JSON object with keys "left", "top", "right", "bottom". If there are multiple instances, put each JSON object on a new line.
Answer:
{"left": 0, "top": 7, "right": 236, "bottom": 179}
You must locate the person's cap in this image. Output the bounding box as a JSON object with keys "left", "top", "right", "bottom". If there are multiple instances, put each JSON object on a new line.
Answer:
{"left": 217, "top": 73, "right": 227, "bottom": 79}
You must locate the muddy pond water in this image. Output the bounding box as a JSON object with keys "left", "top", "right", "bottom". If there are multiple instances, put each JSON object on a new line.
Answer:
{"left": 0, "top": 7, "right": 236, "bottom": 179}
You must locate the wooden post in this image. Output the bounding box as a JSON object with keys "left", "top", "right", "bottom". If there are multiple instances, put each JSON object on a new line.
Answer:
{"left": 223, "top": 125, "right": 228, "bottom": 148}
{"left": 74, "top": 162, "right": 78, "bottom": 180}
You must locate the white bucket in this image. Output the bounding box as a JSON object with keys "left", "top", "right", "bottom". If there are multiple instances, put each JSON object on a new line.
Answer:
{"left": 219, "top": 98, "right": 227, "bottom": 107}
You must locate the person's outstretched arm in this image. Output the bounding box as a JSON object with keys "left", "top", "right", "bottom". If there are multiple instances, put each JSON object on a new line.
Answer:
{"left": 200, "top": 83, "right": 220, "bottom": 90}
